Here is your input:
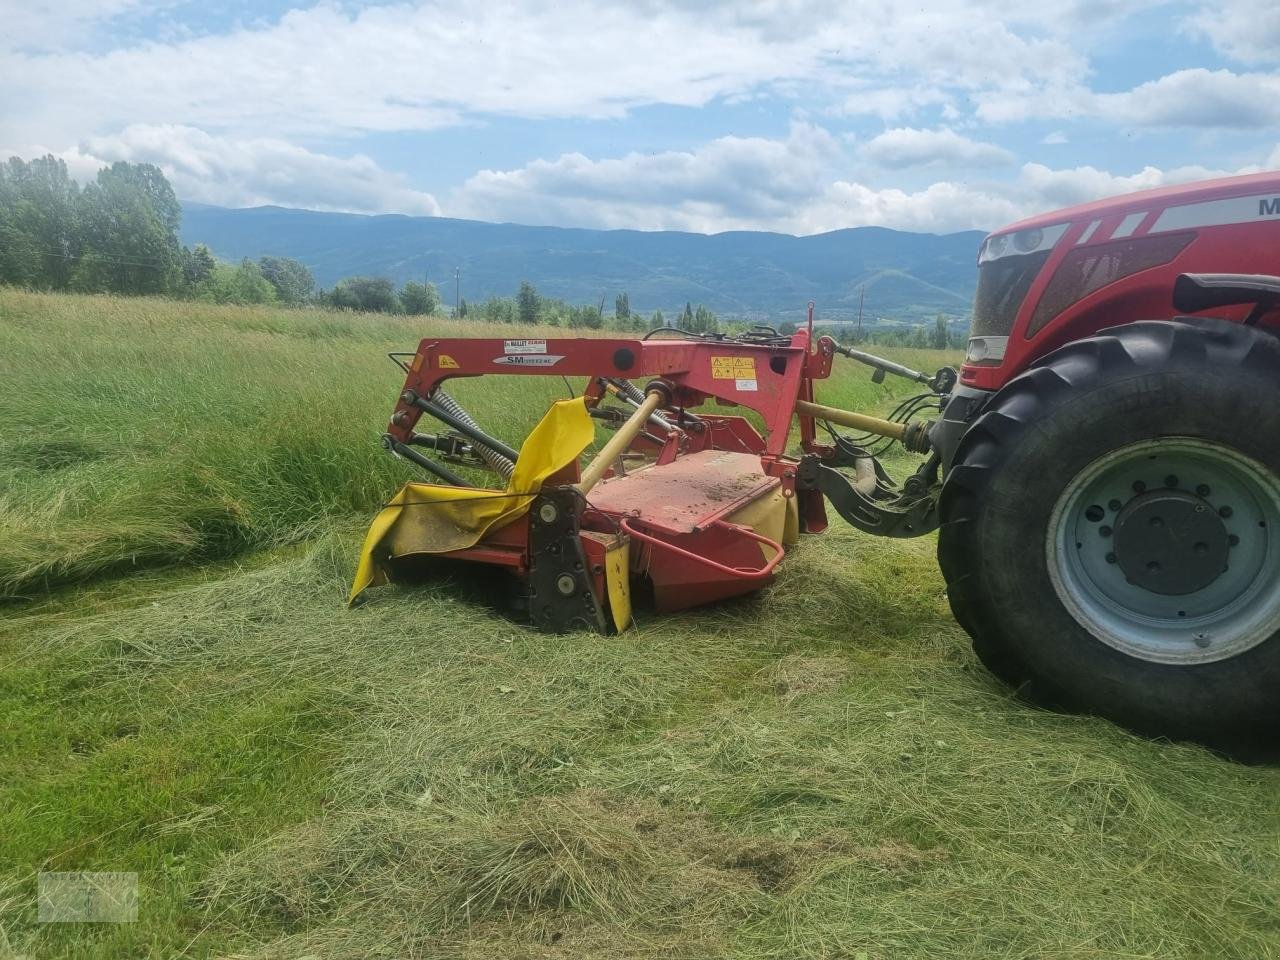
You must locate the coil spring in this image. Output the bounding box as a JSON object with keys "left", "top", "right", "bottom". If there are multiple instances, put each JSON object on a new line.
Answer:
{"left": 431, "top": 388, "right": 516, "bottom": 480}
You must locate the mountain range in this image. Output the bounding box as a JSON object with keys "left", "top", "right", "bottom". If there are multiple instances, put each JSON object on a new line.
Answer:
{"left": 181, "top": 203, "right": 986, "bottom": 321}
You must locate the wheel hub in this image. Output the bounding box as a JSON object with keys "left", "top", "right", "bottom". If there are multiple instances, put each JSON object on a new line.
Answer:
{"left": 1047, "top": 438, "right": 1280, "bottom": 665}
{"left": 1113, "top": 490, "right": 1229, "bottom": 595}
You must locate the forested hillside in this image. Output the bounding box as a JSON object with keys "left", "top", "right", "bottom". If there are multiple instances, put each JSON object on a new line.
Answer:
{"left": 183, "top": 203, "right": 985, "bottom": 321}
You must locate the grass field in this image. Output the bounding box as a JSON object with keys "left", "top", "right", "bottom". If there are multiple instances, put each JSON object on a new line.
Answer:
{"left": 1, "top": 289, "right": 1278, "bottom": 960}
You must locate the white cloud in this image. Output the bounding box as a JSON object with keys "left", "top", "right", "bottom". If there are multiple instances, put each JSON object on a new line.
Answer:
{"left": 1042, "top": 131, "right": 1068, "bottom": 145}
{"left": 1185, "top": 0, "right": 1280, "bottom": 65}
{"left": 0, "top": 0, "right": 160, "bottom": 52}
{"left": 454, "top": 122, "right": 842, "bottom": 232}
{"left": 0, "top": 0, "right": 1101, "bottom": 146}
{"left": 452, "top": 125, "right": 1277, "bottom": 235}
{"left": 1097, "top": 69, "right": 1280, "bottom": 127}
{"left": 979, "top": 67, "right": 1280, "bottom": 128}
{"left": 41, "top": 125, "right": 441, "bottom": 215}
{"left": 861, "top": 128, "right": 1013, "bottom": 168}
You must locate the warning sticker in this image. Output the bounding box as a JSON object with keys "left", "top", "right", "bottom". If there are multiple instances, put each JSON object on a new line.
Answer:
{"left": 504, "top": 339, "right": 547, "bottom": 354}
{"left": 711, "top": 356, "right": 756, "bottom": 379}
{"left": 493, "top": 354, "right": 563, "bottom": 367}
{"left": 437, "top": 354, "right": 459, "bottom": 368}
{"left": 735, "top": 378, "right": 758, "bottom": 392}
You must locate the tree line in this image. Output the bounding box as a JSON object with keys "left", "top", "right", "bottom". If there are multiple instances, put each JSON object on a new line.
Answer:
{"left": 0, "top": 155, "right": 446, "bottom": 314}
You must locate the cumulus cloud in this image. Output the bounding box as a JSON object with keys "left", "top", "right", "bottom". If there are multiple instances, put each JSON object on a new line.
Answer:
{"left": 1184, "top": 0, "right": 1280, "bottom": 65}
{"left": 452, "top": 125, "right": 1276, "bottom": 235}
{"left": 861, "top": 128, "right": 1013, "bottom": 168}
{"left": 50, "top": 125, "right": 441, "bottom": 215}
{"left": 453, "top": 122, "right": 843, "bottom": 232}
{"left": 979, "top": 67, "right": 1280, "bottom": 128}
{"left": 0, "top": 0, "right": 1100, "bottom": 146}
{"left": 1097, "top": 69, "right": 1280, "bottom": 127}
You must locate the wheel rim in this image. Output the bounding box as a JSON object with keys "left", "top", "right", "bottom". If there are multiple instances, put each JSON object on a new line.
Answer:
{"left": 1047, "top": 438, "right": 1280, "bottom": 665}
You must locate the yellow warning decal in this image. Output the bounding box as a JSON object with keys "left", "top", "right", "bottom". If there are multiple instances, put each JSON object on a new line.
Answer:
{"left": 438, "top": 354, "right": 460, "bottom": 369}
{"left": 711, "top": 356, "right": 756, "bottom": 379}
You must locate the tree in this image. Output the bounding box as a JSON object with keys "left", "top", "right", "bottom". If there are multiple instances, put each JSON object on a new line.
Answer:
{"left": 258, "top": 256, "right": 314, "bottom": 304}
{"left": 779, "top": 320, "right": 797, "bottom": 335}
{"left": 651, "top": 309, "right": 665, "bottom": 329}
{"left": 576, "top": 304, "right": 603, "bottom": 329}
{"left": 399, "top": 280, "right": 441, "bottom": 315}
{"left": 458, "top": 297, "right": 468, "bottom": 318}
{"left": 182, "top": 244, "right": 217, "bottom": 288}
{"left": 329, "top": 276, "right": 398, "bottom": 313}
{"left": 77, "top": 161, "right": 181, "bottom": 295}
{"left": 517, "top": 280, "right": 541, "bottom": 325}
{"left": 691, "top": 304, "right": 717, "bottom": 334}
{"left": 682, "top": 302, "right": 694, "bottom": 328}
{"left": 197, "top": 259, "right": 276, "bottom": 305}
{"left": 0, "top": 155, "right": 82, "bottom": 289}
{"left": 615, "top": 291, "right": 630, "bottom": 322}
{"left": 0, "top": 155, "right": 187, "bottom": 296}
{"left": 932, "top": 314, "right": 950, "bottom": 350}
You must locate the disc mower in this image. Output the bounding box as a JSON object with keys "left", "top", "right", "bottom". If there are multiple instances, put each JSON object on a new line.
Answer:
{"left": 353, "top": 170, "right": 1280, "bottom": 748}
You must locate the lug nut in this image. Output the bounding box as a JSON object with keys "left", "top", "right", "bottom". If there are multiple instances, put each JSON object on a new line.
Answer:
{"left": 1219, "top": 506, "right": 1233, "bottom": 518}
{"left": 1196, "top": 484, "right": 1211, "bottom": 497}
{"left": 1229, "top": 534, "right": 1240, "bottom": 547}
{"left": 1099, "top": 525, "right": 1112, "bottom": 537}
{"left": 1105, "top": 552, "right": 1117, "bottom": 564}
{"left": 1133, "top": 480, "right": 1146, "bottom": 493}
{"left": 1164, "top": 474, "right": 1179, "bottom": 488}
{"left": 1108, "top": 499, "right": 1123, "bottom": 512}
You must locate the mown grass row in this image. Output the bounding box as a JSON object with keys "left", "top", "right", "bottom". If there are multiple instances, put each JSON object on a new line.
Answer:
{"left": 4, "top": 529, "right": 1277, "bottom": 958}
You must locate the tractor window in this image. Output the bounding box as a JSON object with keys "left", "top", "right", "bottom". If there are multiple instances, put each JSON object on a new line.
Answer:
{"left": 1027, "top": 232, "right": 1196, "bottom": 336}
{"left": 971, "top": 251, "right": 1051, "bottom": 337}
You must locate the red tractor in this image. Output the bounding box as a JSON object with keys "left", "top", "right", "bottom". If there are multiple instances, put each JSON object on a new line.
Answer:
{"left": 354, "top": 171, "right": 1280, "bottom": 749}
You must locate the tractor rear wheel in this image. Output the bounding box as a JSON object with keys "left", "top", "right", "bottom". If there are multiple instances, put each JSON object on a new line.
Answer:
{"left": 938, "top": 318, "right": 1280, "bottom": 749}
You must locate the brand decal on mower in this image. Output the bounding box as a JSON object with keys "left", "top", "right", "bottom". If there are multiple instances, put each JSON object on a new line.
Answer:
{"left": 736, "top": 378, "right": 758, "bottom": 391}
{"left": 493, "top": 354, "right": 564, "bottom": 367}
{"left": 711, "top": 356, "right": 756, "bottom": 380}
{"left": 504, "top": 339, "right": 548, "bottom": 354}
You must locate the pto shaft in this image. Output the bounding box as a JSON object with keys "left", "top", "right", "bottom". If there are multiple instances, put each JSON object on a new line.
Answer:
{"left": 577, "top": 390, "right": 666, "bottom": 494}
{"left": 795, "top": 399, "right": 932, "bottom": 453}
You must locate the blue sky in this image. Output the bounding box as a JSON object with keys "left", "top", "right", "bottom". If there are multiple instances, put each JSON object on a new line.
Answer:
{"left": 2, "top": 0, "right": 1278, "bottom": 234}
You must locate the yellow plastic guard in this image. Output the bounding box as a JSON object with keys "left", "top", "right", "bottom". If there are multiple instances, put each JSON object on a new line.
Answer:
{"left": 604, "top": 538, "right": 631, "bottom": 632}
{"left": 348, "top": 397, "right": 596, "bottom": 604}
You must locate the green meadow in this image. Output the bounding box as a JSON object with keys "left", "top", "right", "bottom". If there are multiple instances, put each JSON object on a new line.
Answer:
{"left": 1, "top": 289, "right": 1277, "bottom": 959}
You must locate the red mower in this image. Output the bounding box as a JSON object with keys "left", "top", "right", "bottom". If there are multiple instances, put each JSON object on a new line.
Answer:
{"left": 353, "top": 171, "right": 1280, "bottom": 748}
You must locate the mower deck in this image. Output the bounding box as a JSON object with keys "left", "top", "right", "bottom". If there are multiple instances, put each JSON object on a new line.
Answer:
{"left": 588, "top": 449, "right": 780, "bottom": 535}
